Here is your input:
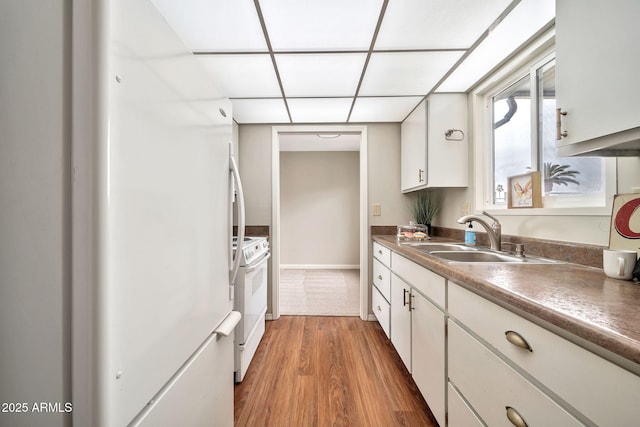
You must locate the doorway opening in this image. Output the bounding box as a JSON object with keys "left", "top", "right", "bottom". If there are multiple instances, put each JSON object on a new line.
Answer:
{"left": 270, "top": 125, "right": 368, "bottom": 320}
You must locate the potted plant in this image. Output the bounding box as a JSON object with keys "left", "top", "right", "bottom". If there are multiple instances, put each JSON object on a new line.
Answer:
{"left": 411, "top": 189, "right": 441, "bottom": 236}
{"left": 543, "top": 162, "right": 580, "bottom": 193}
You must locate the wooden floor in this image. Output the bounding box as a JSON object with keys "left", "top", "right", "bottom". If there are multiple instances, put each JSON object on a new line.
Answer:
{"left": 234, "top": 316, "right": 438, "bottom": 427}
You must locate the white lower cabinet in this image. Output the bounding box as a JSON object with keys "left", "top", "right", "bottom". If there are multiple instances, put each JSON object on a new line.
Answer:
{"left": 373, "top": 249, "right": 447, "bottom": 425}
{"left": 390, "top": 274, "right": 412, "bottom": 372}
{"left": 372, "top": 242, "right": 640, "bottom": 427}
{"left": 449, "top": 281, "right": 640, "bottom": 426}
{"left": 372, "top": 285, "right": 390, "bottom": 338}
{"left": 373, "top": 258, "right": 391, "bottom": 302}
{"left": 448, "top": 382, "right": 483, "bottom": 427}
{"left": 411, "top": 291, "right": 445, "bottom": 427}
{"left": 448, "top": 321, "right": 583, "bottom": 426}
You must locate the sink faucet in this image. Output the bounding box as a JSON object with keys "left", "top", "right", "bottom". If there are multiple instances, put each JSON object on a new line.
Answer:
{"left": 457, "top": 211, "right": 502, "bottom": 251}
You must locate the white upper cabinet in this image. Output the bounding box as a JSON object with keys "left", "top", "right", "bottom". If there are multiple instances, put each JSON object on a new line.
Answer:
{"left": 555, "top": 0, "right": 640, "bottom": 156}
{"left": 401, "top": 94, "right": 468, "bottom": 192}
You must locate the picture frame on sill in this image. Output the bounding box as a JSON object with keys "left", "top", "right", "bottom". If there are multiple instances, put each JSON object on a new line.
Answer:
{"left": 507, "top": 171, "right": 542, "bottom": 209}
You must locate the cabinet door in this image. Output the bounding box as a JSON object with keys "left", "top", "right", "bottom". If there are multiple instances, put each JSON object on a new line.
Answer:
{"left": 390, "top": 274, "right": 411, "bottom": 372}
{"left": 411, "top": 291, "right": 445, "bottom": 427}
{"left": 448, "top": 382, "right": 483, "bottom": 427}
{"left": 426, "top": 94, "right": 467, "bottom": 187}
{"left": 556, "top": 0, "right": 640, "bottom": 149}
{"left": 400, "top": 100, "right": 427, "bottom": 192}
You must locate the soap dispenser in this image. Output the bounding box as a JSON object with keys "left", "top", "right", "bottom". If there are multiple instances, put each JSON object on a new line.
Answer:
{"left": 464, "top": 222, "right": 476, "bottom": 246}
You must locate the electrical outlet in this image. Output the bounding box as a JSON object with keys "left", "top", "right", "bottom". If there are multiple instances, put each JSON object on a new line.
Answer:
{"left": 372, "top": 203, "right": 381, "bottom": 216}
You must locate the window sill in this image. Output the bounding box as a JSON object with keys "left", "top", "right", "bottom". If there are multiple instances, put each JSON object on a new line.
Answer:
{"left": 482, "top": 205, "right": 612, "bottom": 217}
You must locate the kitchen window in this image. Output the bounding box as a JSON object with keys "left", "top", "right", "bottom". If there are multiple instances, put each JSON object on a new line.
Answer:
{"left": 479, "top": 50, "right": 615, "bottom": 213}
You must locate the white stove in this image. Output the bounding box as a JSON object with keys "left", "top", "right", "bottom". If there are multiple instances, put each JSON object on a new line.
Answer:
{"left": 233, "top": 236, "right": 269, "bottom": 266}
{"left": 231, "top": 235, "right": 270, "bottom": 382}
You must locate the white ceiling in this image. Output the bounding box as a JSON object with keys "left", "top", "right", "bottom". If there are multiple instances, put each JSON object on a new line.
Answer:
{"left": 151, "top": 0, "right": 555, "bottom": 125}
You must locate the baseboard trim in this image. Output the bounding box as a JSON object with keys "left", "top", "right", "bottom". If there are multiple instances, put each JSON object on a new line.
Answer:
{"left": 268, "top": 313, "right": 376, "bottom": 321}
{"left": 280, "top": 264, "right": 360, "bottom": 270}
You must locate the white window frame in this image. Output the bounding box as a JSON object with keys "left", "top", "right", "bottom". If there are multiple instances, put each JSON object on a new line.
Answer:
{"left": 470, "top": 30, "right": 616, "bottom": 217}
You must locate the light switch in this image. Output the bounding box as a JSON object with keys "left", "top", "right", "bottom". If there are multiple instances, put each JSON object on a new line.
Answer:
{"left": 372, "top": 203, "right": 381, "bottom": 216}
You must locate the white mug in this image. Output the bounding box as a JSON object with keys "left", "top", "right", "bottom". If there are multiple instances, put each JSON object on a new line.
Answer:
{"left": 603, "top": 249, "right": 638, "bottom": 280}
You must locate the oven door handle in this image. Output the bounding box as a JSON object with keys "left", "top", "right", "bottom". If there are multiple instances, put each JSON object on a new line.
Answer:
{"left": 245, "top": 252, "right": 271, "bottom": 273}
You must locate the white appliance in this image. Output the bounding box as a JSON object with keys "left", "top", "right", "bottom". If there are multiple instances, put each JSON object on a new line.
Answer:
{"left": 233, "top": 237, "right": 270, "bottom": 382}
{"left": 70, "top": 0, "right": 245, "bottom": 425}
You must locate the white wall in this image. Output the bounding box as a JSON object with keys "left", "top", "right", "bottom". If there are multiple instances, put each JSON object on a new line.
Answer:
{"left": 238, "top": 123, "right": 414, "bottom": 228}
{"left": 238, "top": 125, "right": 273, "bottom": 226}
{"left": 0, "top": 2, "right": 70, "bottom": 426}
{"left": 280, "top": 151, "right": 360, "bottom": 266}
{"left": 367, "top": 123, "right": 417, "bottom": 226}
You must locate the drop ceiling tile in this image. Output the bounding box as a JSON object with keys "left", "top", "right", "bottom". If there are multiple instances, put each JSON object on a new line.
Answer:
{"left": 151, "top": 0, "right": 267, "bottom": 52}
{"left": 349, "top": 96, "right": 424, "bottom": 122}
{"left": 437, "top": 0, "right": 555, "bottom": 92}
{"left": 231, "top": 99, "right": 290, "bottom": 124}
{"left": 359, "top": 51, "right": 464, "bottom": 96}
{"left": 259, "top": 0, "right": 384, "bottom": 51}
{"left": 375, "top": 0, "right": 513, "bottom": 50}
{"left": 197, "top": 54, "right": 281, "bottom": 98}
{"left": 276, "top": 53, "right": 367, "bottom": 97}
{"left": 287, "top": 98, "right": 353, "bottom": 123}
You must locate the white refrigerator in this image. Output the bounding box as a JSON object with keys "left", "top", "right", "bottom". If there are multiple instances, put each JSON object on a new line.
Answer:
{"left": 71, "top": 0, "right": 243, "bottom": 425}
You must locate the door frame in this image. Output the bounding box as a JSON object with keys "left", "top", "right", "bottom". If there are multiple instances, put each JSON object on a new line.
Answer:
{"left": 270, "top": 125, "right": 368, "bottom": 321}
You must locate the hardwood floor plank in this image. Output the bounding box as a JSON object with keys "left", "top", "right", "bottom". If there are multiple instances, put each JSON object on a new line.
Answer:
{"left": 318, "top": 319, "right": 356, "bottom": 426}
{"left": 297, "top": 316, "right": 317, "bottom": 376}
{"left": 234, "top": 316, "right": 438, "bottom": 427}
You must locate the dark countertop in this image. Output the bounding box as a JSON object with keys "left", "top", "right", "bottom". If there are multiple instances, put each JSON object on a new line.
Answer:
{"left": 373, "top": 235, "right": 640, "bottom": 370}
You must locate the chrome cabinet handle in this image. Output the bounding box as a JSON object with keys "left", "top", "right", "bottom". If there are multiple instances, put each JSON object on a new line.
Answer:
{"left": 376, "top": 305, "right": 381, "bottom": 312}
{"left": 418, "top": 168, "right": 425, "bottom": 182}
{"left": 409, "top": 293, "right": 415, "bottom": 311}
{"left": 505, "top": 330, "right": 533, "bottom": 352}
{"left": 556, "top": 108, "right": 568, "bottom": 140}
{"left": 506, "top": 406, "right": 528, "bottom": 427}
{"left": 378, "top": 249, "right": 383, "bottom": 254}
{"left": 377, "top": 274, "right": 383, "bottom": 280}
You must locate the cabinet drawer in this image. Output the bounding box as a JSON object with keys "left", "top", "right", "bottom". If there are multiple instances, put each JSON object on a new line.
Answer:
{"left": 373, "top": 242, "right": 391, "bottom": 267}
{"left": 448, "top": 320, "right": 583, "bottom": 427}
{"left": 449, "top": 282, "right": 640, "bottom": 426}
{"left": 391, "top": 253, "right": 445, "bottom": 309}
{"left": 372, "top": 258, "right": 391, "bottom": 302}
{"left": 448, "top": 382, "right": 483, "bottom": 427}
{"left": 372, "top": 286, "right": 390, "bottom": 338}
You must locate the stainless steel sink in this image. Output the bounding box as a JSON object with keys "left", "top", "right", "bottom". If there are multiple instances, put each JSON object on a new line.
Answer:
{"left": 404, "top": 242, "right": 478, "bottom": 252}
{"left": 429, "top": 250, "right": 560, "bottom": 264}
